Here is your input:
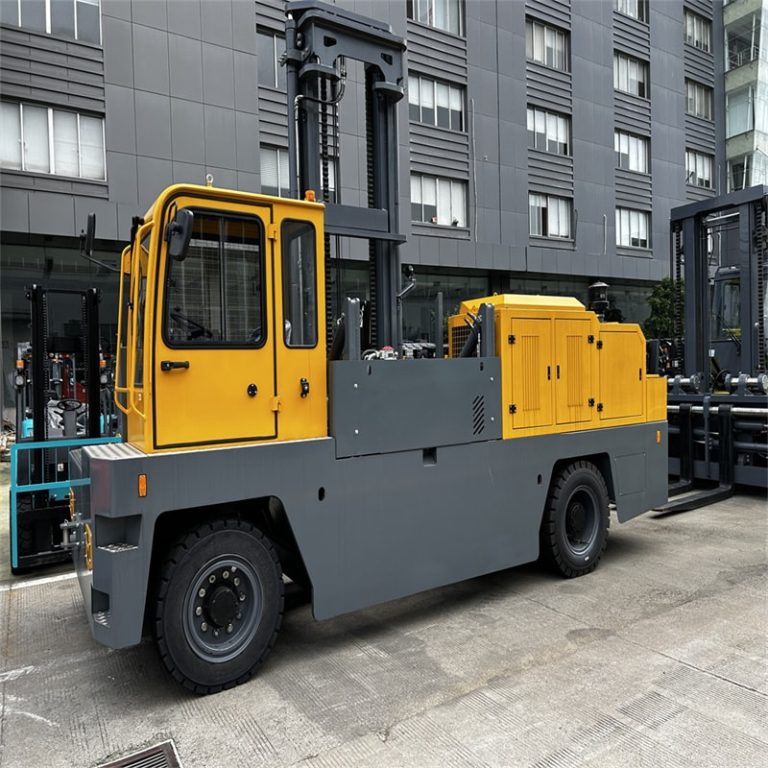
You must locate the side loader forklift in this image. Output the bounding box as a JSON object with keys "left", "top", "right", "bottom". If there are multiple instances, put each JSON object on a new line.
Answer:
{"left": 66, "top": 1, "right": 668, "bottom": 693}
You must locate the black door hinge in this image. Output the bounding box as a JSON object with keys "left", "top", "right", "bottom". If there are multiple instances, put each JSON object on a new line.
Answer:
{"left": 596, "top": 339, "right": 603, "bottom": 350}
{"left": 597, "top": 402, "right": 604, "bottom": 412}
{"left": 508, "top": 334, "right": 516, "bottom": 344}
{"left": 588, "top": 335, "right": 594, "bottom": 344}
{"left": 588, "top": 398, "right": 595, "bottom": 407}
{"left": 509, "top": 404, "right": 517, "bottom": 414}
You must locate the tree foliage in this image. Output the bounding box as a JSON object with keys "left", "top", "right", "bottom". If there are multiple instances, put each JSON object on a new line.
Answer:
{"left": 643, "top": 277, "right": 683, "bottom": 339}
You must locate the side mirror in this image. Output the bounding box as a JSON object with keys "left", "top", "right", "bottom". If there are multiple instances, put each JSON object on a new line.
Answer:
{"left": 80, "top": 212, "right": 96, "bottom": 257}
{"left": 167, "top": 209, "right": 194, "bottom": 261}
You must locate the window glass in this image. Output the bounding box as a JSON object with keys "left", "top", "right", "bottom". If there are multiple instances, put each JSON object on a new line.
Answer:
{"left": 166, "top": 213, "right": 264, "bottom": 346}
{"left": 257, "top": 31, "right": 277, "bottom": 88}
{"left": 21, "top": 0, "right": 45, "bottom": 31}
{"left": 79, "top": 114, "right": 104, "bottom": 179}
{"left": 527, "top": 106, "right": 570, "bottom": 155}
{"left": 436, "top": 81, "right": 450, "bottom": 129}
{"left": 422, "top": 176, "right": 437, "bottom": 223}
{"left": 0, "top": 0, "right": 19, "bottom": 25}
{"left": 134, "top": 234, "right": 149, "bottom": 386}
{"left": 526, "top": 20, "right": 568, "bottom": 71}
{"left": 713, "top": 279, "right": 741, "bottom": 339}
{"left": 51, "top": 0, "right": 75, "bottom": 39}
{"left": 0, "top": 102, "right": 21, "bottom": 169}
{"left": 449, "top": 86, "right": 463, "bottom": 130}
{"left": 436, "top": 178, "right": 451, "bottom": 225}
{"left": 407, "top": 0, "right": 463, "bottom": 36}
{"left": 421, "top": 79, "right": 434, "bottom": 125}
{"left": 411, "top": 174, "right": 467, "bottom": 226}
{"left": 616, "top": 207, "right": 650, "bottom": 248}
{"left": 409, "top": 76, "right": 420, "bottom": 121}
{"left": 282, "top": 220, "right": 317, "bottom": 347}
{"left": 53, "top": 110, "right": 79, "bottom": 176}
{"left": 76, "top": 0, "right": 101, "bottom": 44}
{"left": 22, "top": 105, "right": 50, "bottom": 173}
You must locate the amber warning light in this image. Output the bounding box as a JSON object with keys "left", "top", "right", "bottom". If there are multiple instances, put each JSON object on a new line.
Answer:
{"left": 138, "top": 474, "right": 148, "bottom": 497}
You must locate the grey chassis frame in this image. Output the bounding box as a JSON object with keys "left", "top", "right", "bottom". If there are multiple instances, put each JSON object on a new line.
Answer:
{"left": 70, "top": 358, "right": 668, "bottom": 651}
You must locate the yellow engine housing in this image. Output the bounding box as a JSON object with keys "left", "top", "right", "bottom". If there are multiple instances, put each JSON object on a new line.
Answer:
{"left": 448, "top": 295, "right": 666, "bottom": 440}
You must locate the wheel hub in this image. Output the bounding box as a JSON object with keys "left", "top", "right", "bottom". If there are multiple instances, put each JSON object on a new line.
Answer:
{"left": 207, "top": 585, "right": 238, "bottom": 628}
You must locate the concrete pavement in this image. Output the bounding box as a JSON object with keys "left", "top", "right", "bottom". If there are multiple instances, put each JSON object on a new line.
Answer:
{"left": 0, "top": 462, "right": 766, "bottom": 767}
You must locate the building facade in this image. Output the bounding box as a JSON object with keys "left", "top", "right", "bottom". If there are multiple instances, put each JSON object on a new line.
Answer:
{"left": 0, "top": 0, "right": 723, "bottom": 417}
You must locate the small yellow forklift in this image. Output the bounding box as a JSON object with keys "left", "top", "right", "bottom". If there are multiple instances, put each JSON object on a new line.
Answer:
{"left": 67, "top": 1, "right": 667, "bottom": 693}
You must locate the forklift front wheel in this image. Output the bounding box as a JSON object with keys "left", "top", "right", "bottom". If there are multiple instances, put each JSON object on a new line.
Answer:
{"left": 539, "top": 461, "right": 610, "bottom": 578}
{"left": 153, "top": 519, "right": 284, "bottom": 694}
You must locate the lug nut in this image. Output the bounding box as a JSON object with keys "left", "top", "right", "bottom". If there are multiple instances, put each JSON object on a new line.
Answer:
{"left": 213, "top": 629, "right": 219, "bottom": 637}
{"left": 233, "top": 577, "right": 240, "bottom": 586}
{"left": 239, "top": 593, "right": 246, "bottom": 602}
{"left": 236, "top": 612, "right": 242, "bottom": 620}
{"left": 231, "top": 566, "right": 237, "bottom": 573}
{"left": 201, "top": 622, "right": 208, "bottom": 632}
{"left": 195, "top": 606, "right": 202, "bottom": 616}
{"left": 226, "top": 624, "right": 233, "bottom": 634}
{"left": 208, "top": 574, "right": 216, "bottom": 583}
{"left": 223, "top": 570, "right": 230, "bottom": 579}
{"left": 198, "top": 588, "right": 206, "bottom": 598}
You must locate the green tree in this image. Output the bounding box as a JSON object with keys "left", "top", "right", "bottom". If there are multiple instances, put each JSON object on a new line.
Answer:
{"left": 644, "top": 277, "right": 683, "bottom": 339}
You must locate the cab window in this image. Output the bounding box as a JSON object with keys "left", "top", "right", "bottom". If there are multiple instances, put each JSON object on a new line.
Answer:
{"left": 282, "top": 220, "right": 317, "bottom": 347}
{"left": 165, "top": 211, "right": 265, "bottom": 347}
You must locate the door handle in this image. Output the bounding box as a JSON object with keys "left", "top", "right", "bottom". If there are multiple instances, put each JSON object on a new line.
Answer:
{"left": 300, "top": 378, "right": 310, "bottom": 398}
{"left": 160, "top": 360, "right": 190, "bottom": 372}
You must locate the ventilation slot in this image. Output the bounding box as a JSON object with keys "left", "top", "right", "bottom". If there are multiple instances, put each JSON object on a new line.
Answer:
{"left": 472, "top": 395, "right": 485, "bottom": 435}
{"left": 97, "top": 741, "right": 182, "bottom": 768}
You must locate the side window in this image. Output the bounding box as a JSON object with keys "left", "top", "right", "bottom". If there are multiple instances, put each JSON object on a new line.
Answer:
{"left": 282, "top": 220, "right": 317, "bottom": 347}
{"left": 165, "top": 211, "right": 264, "bottom": 346}
{"left": 134, "top": 234, "right": 149, "bottom": 385}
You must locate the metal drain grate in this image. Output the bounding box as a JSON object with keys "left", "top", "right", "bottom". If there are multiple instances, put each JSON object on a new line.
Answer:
{"left": 97, "top": 741, "right": 182, "bottom": 768}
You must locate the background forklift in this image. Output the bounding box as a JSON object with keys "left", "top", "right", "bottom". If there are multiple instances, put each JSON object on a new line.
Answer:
{"left": 9, "top": 265, "right": 120, "bottom": 573}
{"left": 651, "top": 186, "right": 768, "bottom": 512}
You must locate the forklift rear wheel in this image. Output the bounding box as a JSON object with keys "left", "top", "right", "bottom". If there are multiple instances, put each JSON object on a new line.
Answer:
{"left": 540, "top": 461, "right": 610, "bottom": 578}
{"left": 154, "top": 519, "right": 284, "bottom": 694}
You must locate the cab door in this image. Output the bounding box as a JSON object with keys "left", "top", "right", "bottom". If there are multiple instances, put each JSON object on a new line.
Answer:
{"left": 153, "top": 204, "right": 276, "bottom": 449}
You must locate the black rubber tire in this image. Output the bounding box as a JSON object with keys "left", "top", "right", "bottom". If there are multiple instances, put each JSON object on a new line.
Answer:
{"left": 540, "top": 461, "right": 610, "bottom": 578}
{"left": 154, "top": 519, "right": 284, "bottom": 694}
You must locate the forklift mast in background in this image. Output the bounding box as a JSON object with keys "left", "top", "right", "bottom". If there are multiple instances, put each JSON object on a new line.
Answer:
{"left": 284, "top": 0, "right": 406, "bottom": 350}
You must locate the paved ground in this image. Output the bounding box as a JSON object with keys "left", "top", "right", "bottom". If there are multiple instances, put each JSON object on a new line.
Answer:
{"left": 0, "top": 461, "right": 766, "bottom": 768}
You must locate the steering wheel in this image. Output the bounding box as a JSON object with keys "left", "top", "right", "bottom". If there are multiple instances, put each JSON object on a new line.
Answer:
{"left": 54, "top": 398, "right": 84, "bottom": 413}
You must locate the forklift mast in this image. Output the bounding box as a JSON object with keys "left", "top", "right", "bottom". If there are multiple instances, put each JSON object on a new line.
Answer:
{"left": 284, "top": 0, "right": 406, "bottom": 350}
{"left": 670, "top": 185, "right": 768, "bottom": 385}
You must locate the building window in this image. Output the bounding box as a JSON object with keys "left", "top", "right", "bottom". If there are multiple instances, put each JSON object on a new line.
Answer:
{"left": 0, "top": 101, "right": 105, "bottom": 179}
{"left": 614, "top": 130, "right": 648, "bottom": 173}
{"left": 260, "top": 146, "right": 290, "bottom": 196}
{"left": 257, "top": 28, "right": 286, "bottom": 89}
{"left": 406, "top": 0, "right": 464, "bottom": 37}
{"left": 727, "top": 152, "right": 768, "bottom": 192}
{"left": 526, "top": 19, "right": 569, "bottom": 72}
{"left": 529, "top": 194, "right": 572, "bottom": 239}
{"left": 615, "top": 0, "right": 648, "bottom": 23}
{"left": 684, "top": 10, "right": 711, "bottom": 53}
{"left": 0, "top": 0, "right": 101, "bottom": 44}
{"left": 411, "top": 174, "right": 467, "bottom": 227}
{"left": 726, "top": 86, "right": 753, "bottom": 137}
{"left": 686, "top": 150, "right": 713, "bottom": 188}
{"left": 527, "top": 107, "right": 570, "bottom": 155}
{"left": 616, "top": 208, "right": 650, "bottom": 249}
{"left": 613, "top": 53, "right": 648, "bottom": 98}
{"left": 686, "top": 80, "right": 713, "bottom": 120}
{"left": 408, "top": 75, "right": 465, "bottom": 131}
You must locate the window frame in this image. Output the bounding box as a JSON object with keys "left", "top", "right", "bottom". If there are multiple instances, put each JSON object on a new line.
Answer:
{"left": 406, "top": 0, "right": 465, "bottom": 37}
{"left": 408, "top": 73, "right": 466, "bottom": 132}
{"left": 613, "top": 52, "right": 649, "bottom": 98}
{"left": 528, "top": 193, "right": 573, "bottom": 240}
{"left": 614, "top": 130, "right": 649, "bottom": 174}
{"left": 411, "top": 173, "right": 468, "bottom": 228}
{"left": 1, "top": 0, "right": 102, "bottom": 45}
{"left": 686, "top": 79, "right": 713, "bottom": 120}
{"left": 525, "top": 18, "right": 569, "bottom": 72}
{"left": 163, "top": 208, "right": 268, "bottom": 350}
{"left": 527, "top": 106, "right": 570, "bottom": 156}
{"left": 615, "top": 207, "right": 651, "bottom": 249}
{"left": 684, "top": 9, "right": 711, "bottom": 53}
{"left": 615, "top": 0, "right": 649, "bottom": 23}
{"left": 685, "top": 150, "right": 714, "bottom": 189}
{"left": 281, "top": 219, "right": 319, "bottom": 349}
{"left": 0, "top": 100, "right": 106, "bottom": 180}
